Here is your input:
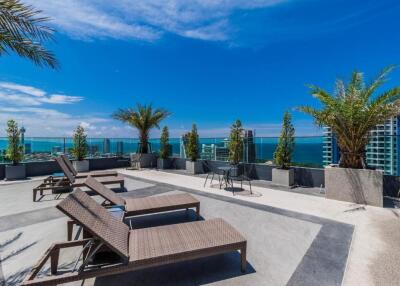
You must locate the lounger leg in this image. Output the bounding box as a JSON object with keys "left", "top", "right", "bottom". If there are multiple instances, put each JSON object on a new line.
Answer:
{"left": 50, "top": 248, "right": 60, "bottom": 275}
{"left": 196, "top": 204, "right": 200, "bottom": 220}
{"left": 240, "top": 244, "right": 247, "bottom": 273}
{"left": 67, "top": 221, "right": 74, "bottom": 241}
{"left": 33, "top": 190, "right": 37, "bottom": 202}
{"left": 120, "top": 181, "right": 124, "bottom": 188}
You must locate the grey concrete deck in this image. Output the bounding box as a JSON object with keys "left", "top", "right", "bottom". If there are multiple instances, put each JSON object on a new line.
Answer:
{"left": 0, "top": 174, "right": 353, "bottom": 286}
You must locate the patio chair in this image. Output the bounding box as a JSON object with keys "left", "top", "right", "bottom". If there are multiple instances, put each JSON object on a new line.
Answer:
{"left": 22, "top": 189, "right": 247, "bottom": 285}
{"left": 228, "top": 164, "right": 253, "bottom": 195}
{"left": 128, "top": 153, "right": 141, "bottom": 170}
{"left": 203, "top": 160, "right": 223, "bottom": 188}
{"left": 60, "top": 154, "right": 118, "bottom": 178}
{"left": 32, "top": 157, "right": 124, "bottom": 202}
{"left": 83, "top": 175, "right": 200, "bottom": 222}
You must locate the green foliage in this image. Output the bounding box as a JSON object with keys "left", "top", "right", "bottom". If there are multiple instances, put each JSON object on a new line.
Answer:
{"left": 228, "top": 119, "right": 244, "bottom": 165}
{"left": 273, "top": 112, "right": 295, "bottom": 169}
{"left": 113, "top": 103, "right": 170, "bottom": 154}
{"left": 71, "top": 125, "right": 87, "bottom": 161}
{"left": 186, "top": 124, "right": 199, "bottom": 162}
{"left": 5, "top": 119, "right": 23, "bottom": 165}
{"left": 298, "top": 66, "right": 400, "bottom": 169}
{"left": 159, "top": 126, "right": 170, "bottom": 159}
{"left": 0, "top": 0, "right": 58, "bottom": 68}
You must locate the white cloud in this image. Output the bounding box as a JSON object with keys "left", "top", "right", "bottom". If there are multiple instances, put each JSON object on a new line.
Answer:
{"left": 25, "top": 0, "right": 287, "bottom": 42}
{"left": 0, "top": 82, "right": 83, "bottom": 106}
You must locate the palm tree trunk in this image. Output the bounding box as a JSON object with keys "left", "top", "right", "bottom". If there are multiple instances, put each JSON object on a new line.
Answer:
{"left": 339, "top": 151, "right": 365, "bottom": 169}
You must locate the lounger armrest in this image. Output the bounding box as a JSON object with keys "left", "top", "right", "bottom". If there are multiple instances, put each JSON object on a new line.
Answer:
{"left": 23, "top": 239, "right": 93, "bottom": 283}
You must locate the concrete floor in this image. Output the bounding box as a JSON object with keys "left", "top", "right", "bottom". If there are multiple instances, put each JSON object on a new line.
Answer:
{"left": 0, "top": 169, "right": 396, "bottom": 285}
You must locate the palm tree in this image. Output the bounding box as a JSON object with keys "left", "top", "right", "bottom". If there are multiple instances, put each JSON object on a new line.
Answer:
{"left": 113, "top": 104, "right": 170, "bottom": 154}
{"left": 0, "top": 0, "right": 58, "bottom": 68}
{"left": 298, "top": 66, "right": 400, "bottom": 169}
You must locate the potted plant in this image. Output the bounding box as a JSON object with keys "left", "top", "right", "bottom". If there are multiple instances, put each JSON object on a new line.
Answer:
{"left": 5, "top": 120, "right": 25, "bottom": 180}
{"left": 71, "top": 125, "right": 89, "bottom": 172}
{"left": 113, "top": 103, "right": 170, "bottom": 168}
{"left": 272, "top": 112, "right": 295, "bottom": 186}
{"left": 157, "top": 126, "right": 171, "bottom": 169}
{"left": 299, "top": 66, "right": 400, "bottom": 206}
{"left": 185, "top": 124, "right": 203, "bottom": 174}
{"left": 228, "top": 119, "right": 244, "bottom": 177}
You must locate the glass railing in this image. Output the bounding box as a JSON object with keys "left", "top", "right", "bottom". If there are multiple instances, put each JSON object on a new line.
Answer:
{"left": 0, "top": 136, "right": 324, "bottom": 168}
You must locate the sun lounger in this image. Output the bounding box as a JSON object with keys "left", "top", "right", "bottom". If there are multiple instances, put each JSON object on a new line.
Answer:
{"left": 85, "top": 175, "right": 200, "bottom": 218}
{"left": 60, "top": 154, "right": 118, "bottom": 178}
{"left": 22, "top": 189, "right": 247, "bottom": 285}
{"left": 32, "top": 157, "right": 124, "bottom": 202}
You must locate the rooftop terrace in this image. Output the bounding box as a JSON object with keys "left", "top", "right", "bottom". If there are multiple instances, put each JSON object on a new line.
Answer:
{"left": 1, "top": 168, "right": 399, "bottom": 286}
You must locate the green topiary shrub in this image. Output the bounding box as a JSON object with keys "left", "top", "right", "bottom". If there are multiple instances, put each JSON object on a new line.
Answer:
{"left": 273, "top": 111, "right": 295, "bottom": 169}
{"left": 6, "top": 120, "right": 23, "bottom": 165}
{"left": 159, "top": 126, "right": 171, "bottom": 159}
{"left": 186, "top": 124, "right": 199, "bottom": 162}
{"left": 71, "top": 125, "right": 88, "bottom": 161}
{"left": 228, "top": 119, "right": 244, "bottom": 165}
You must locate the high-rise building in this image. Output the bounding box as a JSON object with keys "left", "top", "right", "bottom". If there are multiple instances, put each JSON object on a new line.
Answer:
{"left": 103, "top": 138, "right": 110, "bottom": 154}
{"left": 323, "top": 116, "right": 400, "bottom": 175}
{"left": 243, "top": 130, "right": 256, "bottom": 163}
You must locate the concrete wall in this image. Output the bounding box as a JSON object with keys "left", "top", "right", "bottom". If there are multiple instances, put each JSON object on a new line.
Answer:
{"left": 0, "top": 157, "right": 130, "bottom": 180}
{"left": 169, "top": 157, "right": 325, "bottom": 188}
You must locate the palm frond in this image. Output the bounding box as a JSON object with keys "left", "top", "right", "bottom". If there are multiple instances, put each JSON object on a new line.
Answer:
{"left": 0, "top": 0, "right": 58, "bottom": 68}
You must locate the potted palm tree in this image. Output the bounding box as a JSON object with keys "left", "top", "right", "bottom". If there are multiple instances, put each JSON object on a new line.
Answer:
{"left": 185, "top": 124, "right": 203, "bottom": 174}
{"left": 228, "top": 119, "right": 244, "bottom": 177}
{"left": 272, "top": 112, "right": 295, "bottom": 186}
{"left": 5, "top": 120, "right": 25, "bottom": 180}
{"left": 157, "top": 126, "right": 171, "bottom": 169}
{"left": 71, "top": 125, "right": 89, "bottom": 172}
{"left": 299, "top": 66, "right": 400, "bottom": 206}
{"left": 113, "top": 103, "right": 170, "bottom": 168}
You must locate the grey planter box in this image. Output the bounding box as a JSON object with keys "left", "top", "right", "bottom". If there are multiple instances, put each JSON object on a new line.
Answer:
{"left": 5, "top": 164, "right": 26, "bottom": 180}
{"left": 272, "top": 168, "right": 294, "bottom": 186}
{"left": 186, "top": 160, "right": 203, "bottom": 174}
{"left": 157, "top": 158, "right": 171, "bottom": 169}
{"left": 73, "top": 160, "right": 89, "bottom": 172}
{"left": 325, "top": 166, "right": 383, "bottom": 207}
{"left": 139, "top": 153, "right": 157, "bottom": 168}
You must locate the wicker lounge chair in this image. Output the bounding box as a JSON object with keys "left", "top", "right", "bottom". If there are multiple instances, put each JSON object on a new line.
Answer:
{"left": 22, "top": 189, "right": 247, "bottom": 285}
{"left": 85, "top": 175, "right": 200, "bottom": 218}
{"left": 32, "top": 157, "right": 124, "bottom": 202}
{"left": 60, "top": 154, "right": 118, "bottom": 178}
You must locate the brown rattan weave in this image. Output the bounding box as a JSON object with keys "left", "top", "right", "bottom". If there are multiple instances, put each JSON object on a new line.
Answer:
{"left": 85, "top": 176, "right": 200, "bottom": 217}
{"left": 22, "top": 189, "right": 247, "bottom": 286}
{"left": 60, "top": 154, "right": 117, "bottom": 178}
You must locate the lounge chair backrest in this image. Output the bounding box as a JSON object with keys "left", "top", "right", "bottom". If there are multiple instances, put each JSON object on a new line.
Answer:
{"left": 57, "top": 188, "right": 130, "bottom": 261}
{"left": 85, "top": 176, "right": 125, "bottom": 206}
{"left": 55, "top": 156, "right": 76, "bottom": 183}
{"left": 61, "top": 154, "right": 78, "bottom": 176}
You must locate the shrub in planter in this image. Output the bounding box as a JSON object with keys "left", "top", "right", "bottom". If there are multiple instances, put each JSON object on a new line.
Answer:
{"left": 185, "top": 124, "right": 203, "bottom": 174}
{"left": 158, "top": 126, "right": 171, "bottom": 169}
{"left": 5, "top": 120, "right": 25, "bottom": 180}
{"left": 299, "top": 66, "right": 400, "bottom": 205}
{"left": 272, "top": 112, "right": 295, "bottom": 186}
{"left": 228, "top": 119, "right": 244, "bottom": 176}
{"left": 71, "top": 125, "right": 89, "bottom": 172}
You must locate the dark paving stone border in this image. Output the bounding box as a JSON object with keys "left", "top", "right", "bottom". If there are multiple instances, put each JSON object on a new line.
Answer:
{"left": 123, "top": 173, "right": 355, "bottom": 286}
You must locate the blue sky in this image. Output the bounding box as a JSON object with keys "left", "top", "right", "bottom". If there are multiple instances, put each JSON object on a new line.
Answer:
{"left": 0, "top": 0, "right": 399, "bottom": 138}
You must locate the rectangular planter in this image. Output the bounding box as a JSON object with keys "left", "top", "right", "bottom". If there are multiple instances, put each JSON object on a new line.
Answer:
{"left": 186, "top": 160, "right": 203, "bottom": 174}
{"left": 139, "top": 153, "right": 157, "bottom": 168}
{"left": 5, "top": 164, "right": 26, "bottom": 180}
{"left": 157, "top": 158, "right": 171, "bottom": 169}
{"left": 272, "top": 168, "right": 294, "bottom": 186}
{"left": 325, "top": 166, "right": 383, "bottom": 207}
{"left": 73, "top": 160, "right": 89, "bottom": 172}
